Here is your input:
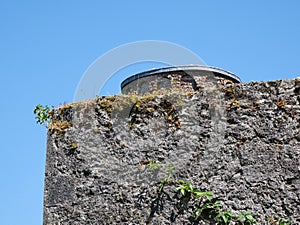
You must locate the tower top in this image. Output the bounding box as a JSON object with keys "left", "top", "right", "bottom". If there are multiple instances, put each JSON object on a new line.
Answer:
{"left": 121, "top": 65, "right": 241, "bottom": 95}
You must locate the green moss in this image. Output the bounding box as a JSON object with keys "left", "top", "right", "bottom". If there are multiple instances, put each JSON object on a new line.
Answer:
{"left": 96, "top": 96, "right": 116, "bottom": 114}
{"left": 128, "top": 92, "right": 182, "bottom": 130}
{"left": 69, "top": 142, "right": 78, "bottom": 150}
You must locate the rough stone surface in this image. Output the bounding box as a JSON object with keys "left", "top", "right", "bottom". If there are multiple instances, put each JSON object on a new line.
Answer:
{"left": 43, "top": 78, "right": 300, "bottom": 224}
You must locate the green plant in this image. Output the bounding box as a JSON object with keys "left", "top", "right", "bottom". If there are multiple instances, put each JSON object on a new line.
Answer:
{"left": 34, "top": 104, "right": 53, "bottom": 126}
{"left": 236, "top": 213, "right": 257, "bottom": 225}
{"left": 154, "top": 175, "right": 259, "bottom": 225}
{"left": 176, "top": 179, "right": 220, "bottom": 222}
{"left": 279, "top": 219, "right": 291, "bottom": 225}
{"left": 157, "top": 166, "right": 174, "bottom": 192}
{"left": 192, "top": 200, "right": 221, "bottom": 219}
{"left": 216, "top": 211, "right": 232, "bottom": 225}
{"left": 176, "top": 180, "right": 213, "bottom": 200}
{"left": 147, "top": 160, "right": 161, "bottom": 170}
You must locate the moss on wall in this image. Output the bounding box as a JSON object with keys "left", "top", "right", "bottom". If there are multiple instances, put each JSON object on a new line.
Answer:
{"left": 43, "top": 79, "right": 300, "bottom": 224}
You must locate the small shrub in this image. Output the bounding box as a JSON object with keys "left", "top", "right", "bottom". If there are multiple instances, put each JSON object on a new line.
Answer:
{"left": 34, "top": 104, "right": 53, "bottom": 127}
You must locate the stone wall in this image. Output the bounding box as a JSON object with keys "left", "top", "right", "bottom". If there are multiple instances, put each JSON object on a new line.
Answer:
{"left": 121, "top": 70, "right": 236, "bottom": 95}
{"left": 43, "top": 78, "right": 300, "bottom": 224}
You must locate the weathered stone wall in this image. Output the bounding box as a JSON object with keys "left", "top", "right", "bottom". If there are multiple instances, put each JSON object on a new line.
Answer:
{"left": 43, "top": 78, "right": 300, "bottom": 224}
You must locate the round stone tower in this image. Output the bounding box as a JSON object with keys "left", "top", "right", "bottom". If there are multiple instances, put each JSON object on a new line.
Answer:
{"left": 121, "top": 65, "right": 241, "bottom": 95}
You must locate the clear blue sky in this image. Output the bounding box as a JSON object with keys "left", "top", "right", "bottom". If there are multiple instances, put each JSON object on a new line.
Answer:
{"left": 0, "top": 1, "right": 299, "bottom": 224}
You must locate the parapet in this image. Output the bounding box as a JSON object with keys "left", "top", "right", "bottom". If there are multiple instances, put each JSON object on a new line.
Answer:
{"left": 121, "top": 65, "right": 241, "bottom": 95}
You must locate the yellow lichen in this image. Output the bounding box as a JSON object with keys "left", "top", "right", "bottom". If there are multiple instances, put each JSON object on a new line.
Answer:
{"left": 226, "top": 99, "right": 240, "bottom": 110}
{"left": 49, "top": 120, "right": 72, "bottom": 136}
{"left": 275, "top": 100, "right": 285, "bottom": 109}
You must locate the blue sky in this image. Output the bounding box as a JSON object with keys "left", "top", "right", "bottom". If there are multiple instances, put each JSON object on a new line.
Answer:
{"left": 0, "top": 1, "right": 300, "bottom": 224}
